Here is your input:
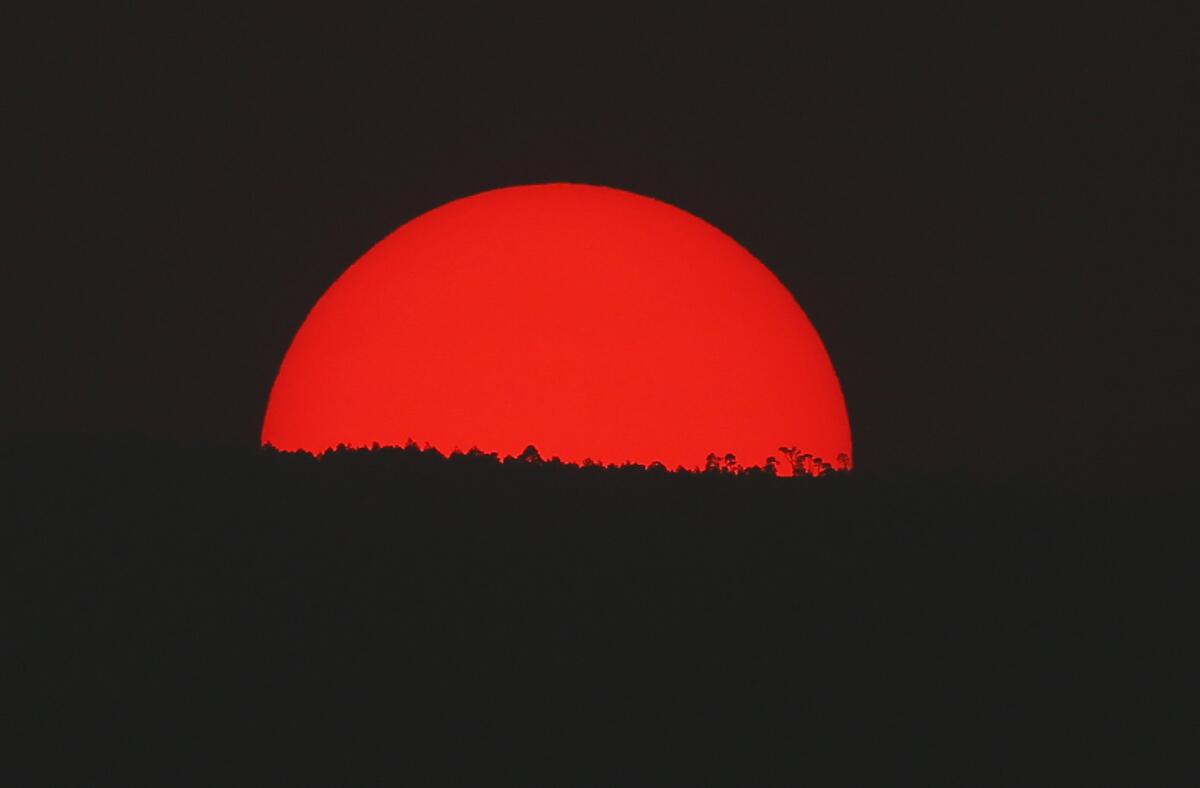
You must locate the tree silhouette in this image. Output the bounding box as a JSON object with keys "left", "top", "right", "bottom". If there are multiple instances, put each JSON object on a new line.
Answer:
{"left": 764, "top": 456, "right": 779, "bottom": 476}
{"left": 777, "top": 446, "right": 814, "bottom": 476}
{"left": 705, "top": 452, "right": 742, "bottom": 475}
{"left": 516, "top": 444, "right": 543, "bottom": 464}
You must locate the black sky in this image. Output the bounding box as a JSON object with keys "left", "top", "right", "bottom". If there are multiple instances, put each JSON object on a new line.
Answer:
{"left": 7, "top": 4, "right": 1196, "bottom": 482}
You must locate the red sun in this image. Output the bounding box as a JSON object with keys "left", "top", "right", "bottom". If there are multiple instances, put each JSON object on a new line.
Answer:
{"left": 262, "top": 184, "right": 851, "bottom": 472}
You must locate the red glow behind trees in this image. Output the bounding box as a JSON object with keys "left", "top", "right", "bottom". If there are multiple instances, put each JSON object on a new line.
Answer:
{"left": 262, "top": 184, "right": 851, "bottom": 473}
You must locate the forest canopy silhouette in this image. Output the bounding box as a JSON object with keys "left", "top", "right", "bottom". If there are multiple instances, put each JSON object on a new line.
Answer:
{"left": 260, "top": 439, "right": 850, "bottom": 478}
{"left": 3, "top": 437, "right": 1193, "bottom": 785}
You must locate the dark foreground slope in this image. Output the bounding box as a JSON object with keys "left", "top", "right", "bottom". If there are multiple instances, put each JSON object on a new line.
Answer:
{"left": 3, "top": 440, "right": 1196, "bottom": 786}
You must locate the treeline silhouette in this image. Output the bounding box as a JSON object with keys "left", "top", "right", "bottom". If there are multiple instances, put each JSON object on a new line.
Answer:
{"left": 262, "top": 439, "right": 851, "bottom": 478}
{"left": 3, "top": 437, "right": 1194, "bottom": 786}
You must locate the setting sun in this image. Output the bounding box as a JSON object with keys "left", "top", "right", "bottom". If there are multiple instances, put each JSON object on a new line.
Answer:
{"left": 262, "top": 184, "right": 851, "bottom": 470}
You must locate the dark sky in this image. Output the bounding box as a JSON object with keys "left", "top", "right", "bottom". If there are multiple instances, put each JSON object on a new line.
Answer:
{"left": 8, "top": 4, "right": 1195, "bottom": 481}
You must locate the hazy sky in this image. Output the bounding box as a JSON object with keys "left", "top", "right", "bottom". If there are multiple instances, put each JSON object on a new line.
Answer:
{"left": 7, "top": 5, "right": 1194, "bottom": 482}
